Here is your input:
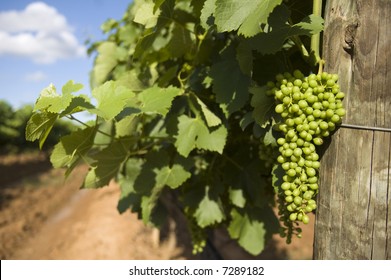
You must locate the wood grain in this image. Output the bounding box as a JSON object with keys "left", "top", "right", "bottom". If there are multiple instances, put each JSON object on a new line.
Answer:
{"left": 313, "top": 0, "right": 390, "bottom": 259}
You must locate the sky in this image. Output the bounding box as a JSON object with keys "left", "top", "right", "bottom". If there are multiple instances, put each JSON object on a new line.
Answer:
{"left": 0, "top": 0, "right": 133, "bottom": 111}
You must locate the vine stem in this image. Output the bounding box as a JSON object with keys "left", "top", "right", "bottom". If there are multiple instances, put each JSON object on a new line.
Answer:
{"left": 311, "top": 0, "right": 324, "bottom": 72}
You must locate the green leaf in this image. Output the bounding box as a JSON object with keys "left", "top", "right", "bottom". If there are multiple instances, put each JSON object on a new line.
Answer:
{"left": 34, "top": 84, "right": 73, "bottom": 114}
{"left": 195, "top": 96, "right": 221, "bottom": 127}
{"left": 200, "top": 0, "right": 216, "bottom": 29}
{"left": 138, "top": 85, "right": 182, "bottom": 115}
{"left": 141, "top": 189, "right": 168, "bottom": 227}
{"left": 290, "top": 14, "right": 324, "bottom": 36}
{"left": 238, "top": 0, "right": 283, "bottom": 37}
{"left": 166, "top": 24, "right": 194, "bottom": 58}
{"left": 91, "top": 42, "right": 119, "bottom": 86}
{"left": 134, "top": 0, "right": 160, "bottom": 29}
{"left": 210, "top": 51, "right": 251, "bottom": 115}
{"left": 93, "top": 120, "right": 113, "bottom": 148}
{"left": 133, "top": 32, "right": 158, "bottom": 61}
{"left": 196, "top": 125, "right": 227, "bottom": 153}
{"left": 272, "top": 163, "right": 285, "bottom": 194}
{"left": 194, "top": 186, "right": 225, "bottom": 228}
{"left": 132, "top": 149, "right": 190, "bottom": 224}
{"left": 101, "top": 18, "right": 118, "bottom": 33}
{"left": 50, "top": 126, "right": 96, "bottom": 169}
{"left": 175, "top": 115, "right": 204, "bottom": 157}
{"left": 92, "top": 81, "right": 135, "bottom": 120}
{"left": 244, "top": 6, "right": 324, "bottom": 55}
{"left": 250, "top": 86, "right": 275, "bottom": 127}
{"left": 155, "top": 164, "right": 191, "bottom": 189}
{"left": 115, "top": 115, "right": 139, "bottom": 138}
{"left": 175, "top": 115, "right": 227, "bottom": 157}
{"left": 228, "top": 208, "right": 278, "bottom": 255}
{"left": 153, "top": 0, "right": 167, "bottom": 13}
{"left": 236, "top": 41, "right": 253, "bottom": 76}
{"left": 117, "top": 158, "right": 143, "bottom": 213}
{"left": 116, "top": 70, "right": 148, "bottom": 92}
{"left": 62, "top": 80, "right": 84, "bottom": 96}
{"left": 229, "top": 188, "right": 246, "bottom": 208}
{"left": 239, "top": 112, "right": 254, "bottom": 130}
{"left": 83, "top": 139, "right": 132, "bottom": 188}
{"left": 25, "top": 111, "right": 58, "bottom": 149}
{"left": 60, "top": 95, "right": 95, "bottom": 117}
{"left": 214, "top": 0, "right": 282, "bottom": 37}
{"left": 263, "top": 125, "right": 277, "bottom": 147}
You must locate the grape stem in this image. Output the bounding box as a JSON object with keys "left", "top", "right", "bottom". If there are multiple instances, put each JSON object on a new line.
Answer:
{"left": 311, "top": 0, "right": 324, "bottom": 70}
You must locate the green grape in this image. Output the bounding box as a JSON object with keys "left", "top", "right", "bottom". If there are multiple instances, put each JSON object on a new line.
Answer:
{"left": 266, "top": 70, "right": 345, "bottom": 242}
{"left": 302, "top": 215, "right": 310, "bottom": 224}
{"left": 275, "top": 104, "right": 285, "bottom": 113}
{"left": 185, "top": 211, "right": 207, "bottom": 255}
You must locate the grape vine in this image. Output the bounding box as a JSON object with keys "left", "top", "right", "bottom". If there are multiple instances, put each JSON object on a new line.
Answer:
{"left": 25, "top": 0, "right": 340, "bottom": 256}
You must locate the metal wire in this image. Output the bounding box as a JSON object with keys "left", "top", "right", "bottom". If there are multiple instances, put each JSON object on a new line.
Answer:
{"left": 340, "top": 123, "right": 391, "bottom": 133}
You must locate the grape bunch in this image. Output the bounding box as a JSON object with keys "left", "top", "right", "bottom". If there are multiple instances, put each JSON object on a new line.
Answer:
{"left": 266, "top": 70, "right": 345, "bottom": 241}
{"left": 185, "top": 209, "right": 207, "bottom": 254}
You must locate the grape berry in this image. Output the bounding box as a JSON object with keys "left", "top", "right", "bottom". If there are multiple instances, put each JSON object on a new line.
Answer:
{"left": 267, "top": 70, "right": 345, "bottom": 242}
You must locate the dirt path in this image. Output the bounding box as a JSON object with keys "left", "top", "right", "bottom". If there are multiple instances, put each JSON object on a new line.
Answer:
{"left": 1, "top": 154, "right": 188, "bottom": 260}
{"left": 9, "top": 182, "right": 186, "bottom": 260}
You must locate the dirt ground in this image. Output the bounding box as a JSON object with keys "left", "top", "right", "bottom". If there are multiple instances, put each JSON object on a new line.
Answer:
{"left": 0, "top": 153, "right": 314, "bottom": 260}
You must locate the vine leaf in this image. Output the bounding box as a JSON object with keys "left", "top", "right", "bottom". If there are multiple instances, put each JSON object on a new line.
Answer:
{"left": 155, "top": 164, "right": 191, "bottom": 189}
{"left": 196, "top": 125, "right": 227, "bottom": 153}
{"left": 166, "top": 24, "right": 194, "bottom": 58}
{"left": 117, "top": 158, "right": 143, "bottom": 214}
{"left": 244, "top": 5, "right": 324, "bottom": 55}
{"left": 228, "top": 208, "right": 279, "bottom": 255}
{"left": 214, "top": 0, "right": 283, "bottom": 37}
{"left": 263, "top": 125, "right": 277, "bottom": 147}
{"left": 50, "top": 126, "right": 96, "bottom": 170}
{"left": 236, "top": 42, "right": 253, "bottom": 76}
{"left": 138, "top": 85, "right": 182, "bottom": 116}
{"left": 289, "top": 14, "right": 324, "bottom": 36}
{"left": 250, "top": 86, "right": 275, "bottom": 128}
{"left": 175, "top": 115, "right": 227, "bottom": 157}
{"left": 62, "top": 80, "right": 84, "bottom": 96}
{"left": 115, "top": 115, "right": 139, "bottom": 138}
{"left": 91, "top": 42, "right": 120, "bottom": 86}
{"left": 92, "top": 81, "right": 135, "bottom": 121}
{"left": 229, "top": 188, "right": 246, "bottom": 208}
{"left": 141, "top": 173, "right": 166, "bottom": 224}
{"left": 194, "top": 96, "right": 222, "bottom": 127}
{"left": 194, "top": 186, "right": 225, "bottom": 228}
{"left": 200, "top": 0, "right": 216, "bottom": 29}
{"left": 175, "top": 115, "right": 206, "bottom": 157}
{"left": 83, "top": 139, "right": 132, "bottom": 188}
{"left": 34, "top": 83, "right": 73, "bottom": 114}
{"left": 60, "top": 95, "right": 95, "bottom": 117}
{"left": 210, "top": 47, "right": 251, "bottom": 115}
{"left": 272, "top": 163, "right": 285, "bottom": 194}
{"left": 134, "top": 0, "right": 160, "bottom": 29}
{"left": 25, "top": 111, "right": 58, "bottom": 149}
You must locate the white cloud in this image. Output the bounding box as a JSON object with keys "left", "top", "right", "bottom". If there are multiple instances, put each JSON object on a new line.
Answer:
{"left": 25, "top": 71, "right": 47, "bottom": 82}
{"left": 0, "top": 2, "right": 86, "bottom": 64}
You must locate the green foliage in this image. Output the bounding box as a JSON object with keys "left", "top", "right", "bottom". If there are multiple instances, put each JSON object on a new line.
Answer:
{"left": 0, "top": 100, "right": 72, "bottom": 154}
{"left": 26, "top": 0, "right": 324, "bottom": 255}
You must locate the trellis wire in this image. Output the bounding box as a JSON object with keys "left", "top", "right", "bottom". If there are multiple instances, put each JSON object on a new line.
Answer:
{"left": 340, "top": 123, "right": 391, "bottom": 133}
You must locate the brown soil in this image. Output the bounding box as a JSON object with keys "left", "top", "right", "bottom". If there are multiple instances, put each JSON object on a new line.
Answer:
{"left": 0, "top": 153, "right": 314, "bottom": 260}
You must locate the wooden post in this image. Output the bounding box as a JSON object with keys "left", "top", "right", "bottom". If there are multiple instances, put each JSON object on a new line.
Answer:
{"left": 313, "top": 0, "right": 391, "bottom": 259}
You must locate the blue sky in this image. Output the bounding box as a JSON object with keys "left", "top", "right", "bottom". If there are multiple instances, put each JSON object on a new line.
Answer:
{"left": 0, "top": 0, "right": 132, "bottom": 111}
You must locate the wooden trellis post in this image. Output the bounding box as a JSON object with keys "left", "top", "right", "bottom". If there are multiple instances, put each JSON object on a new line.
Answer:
{"left": 313, "top": 0, "right": 391, "bottom": 259}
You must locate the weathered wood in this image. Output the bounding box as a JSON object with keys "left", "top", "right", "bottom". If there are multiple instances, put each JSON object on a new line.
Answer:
{"left": 314, "top": 0, "right": 391, "bottom": 259}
